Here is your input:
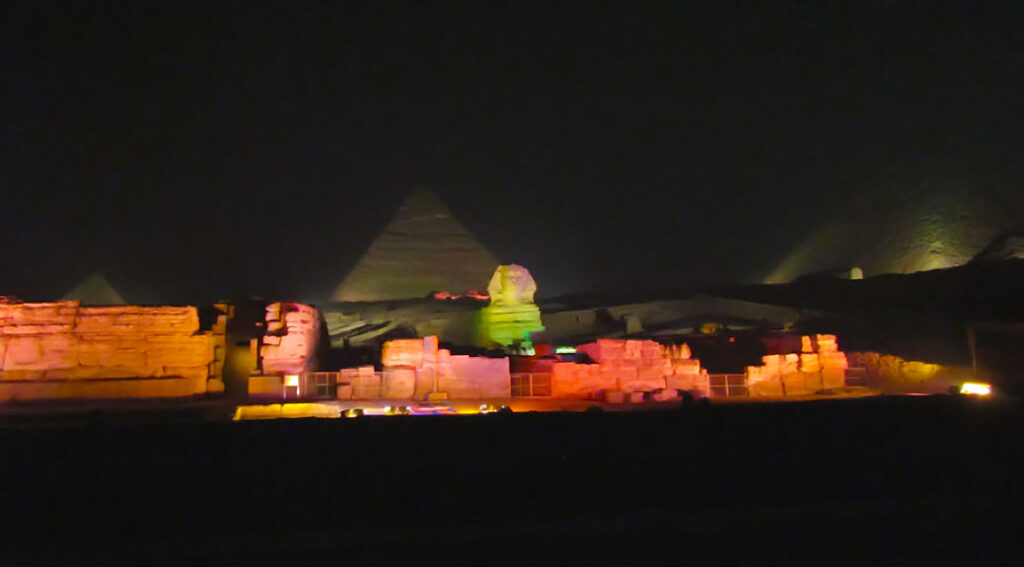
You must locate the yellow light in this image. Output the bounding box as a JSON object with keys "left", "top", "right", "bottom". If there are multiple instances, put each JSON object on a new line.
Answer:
{"left": 285, "top": 374, "right": 300, "bottom": 387}
{"left": 960, "top": 382, "right": 992, "bottom": 396}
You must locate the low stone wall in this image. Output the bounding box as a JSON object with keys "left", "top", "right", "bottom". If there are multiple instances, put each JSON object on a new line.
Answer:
{"left": 847, "top": 352, "right": 969, "bottom": 393}
{"left": 553, "top": 339, "right": 706, "bottom": 399}
{"left": 0, "top": 300, "right": 223, "bottom": 402}
{"left": 745, "top": 334, "right": 848, "bottom": 397}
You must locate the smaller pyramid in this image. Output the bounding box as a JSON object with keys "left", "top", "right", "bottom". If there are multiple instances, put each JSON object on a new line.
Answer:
{"left": 61, "top": 273, "right": 126, "bottom": 305}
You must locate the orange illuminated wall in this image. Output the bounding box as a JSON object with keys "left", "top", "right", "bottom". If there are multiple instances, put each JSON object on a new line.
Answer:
{"left": 745, "top": 334, "right": 848, "bottom": 396}
{"left": 0, "top": 299, "right": 226, "bottom": 402}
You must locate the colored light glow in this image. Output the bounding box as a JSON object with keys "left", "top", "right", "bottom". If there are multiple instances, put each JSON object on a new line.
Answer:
{"left": 433, "top": 291, "right": 490, "bottom": 300}
{"left": 554, "top": 346, "right": 577, "bottom": 354}
{"left": 960, "top": 382, "right": 992, "bottom": 395}
{"left": 285, "top": 374, "right": 300, "bottom": 387}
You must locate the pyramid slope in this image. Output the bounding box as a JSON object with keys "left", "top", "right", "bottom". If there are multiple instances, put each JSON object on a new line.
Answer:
{"left": 765, "top": 188, "right": 1023, "bottom": 283}
{"left": 332, "top": 189, "right": 501, "bottom": 302}
{"left": 62, "top": 273, "right": 126, "bottom": 305}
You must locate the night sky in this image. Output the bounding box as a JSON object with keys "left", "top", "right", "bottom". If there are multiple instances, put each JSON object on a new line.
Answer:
{"left": 2, "top": 2, "right": 1022, "bottom": 305}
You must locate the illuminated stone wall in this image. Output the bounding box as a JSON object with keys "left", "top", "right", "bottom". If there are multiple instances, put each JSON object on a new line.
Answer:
{"left": 552, "top": 339, "right": 706, "bottom": 399}
{"left": 0, "top": 300, "right": 226, "bottom": 401}
{"left": 374, "top": 335, "right": 510, "bottom": 399}
{"left": 745, "top": 334, "right": 847, "bottom": 396}
{"left": 259, "top": 302, "right": 320, "bottom": 375}
{"left": 846, "top": 351, "right": 968, "bottom": 393}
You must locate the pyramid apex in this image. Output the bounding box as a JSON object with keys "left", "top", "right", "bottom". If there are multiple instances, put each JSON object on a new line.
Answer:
{"left": 62, "top": 273, "right": 126, "bottom": 305}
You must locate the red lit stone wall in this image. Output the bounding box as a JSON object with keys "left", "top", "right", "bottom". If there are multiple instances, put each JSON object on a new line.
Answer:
{"left": 554, "top": 339, "right": 706, "bottom": 399}
{"left": 0, "top": 300, "right": 226, "bottom": 401}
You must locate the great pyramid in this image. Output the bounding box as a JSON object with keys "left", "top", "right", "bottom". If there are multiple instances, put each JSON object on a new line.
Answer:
{"left": 61, "top": 273, "right": 126, "bottom": 305}
{"left": 332, "top": 189, "right": 501, "bottom": 302}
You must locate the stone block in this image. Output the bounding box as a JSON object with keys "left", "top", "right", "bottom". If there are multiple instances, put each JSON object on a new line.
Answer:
{"left": 249, "top": 375, "right": 284, "bottom": 396}
{"left": 382, "top": 338, "right": 426, "bottom": 368}
{"left": 77, "top": 336, "right": 147, "bottom": 368}
{"left": 147, "top": 335, "right": 212, "bottom": 368}
{"left": 800, "top": 353, "right": 820, "bottom": 373}
{"left": 627, "top": 392, "right": 645, "bottom": 403}
{"left": 750, "top": 378, "right": 784, "bottom": 397}
{"left": 822, "top": 367, "right": 845, "bottom": 389}
{"left": 2, "top": 335, "right": 77, "bottom": 370}
{"left": 74, "top": 306, "right": 199, "bottom": 335}
{"left": 383, "top": 366, "right": 417, "bottom": 399}
{"left": 603, "top": 390, "right": 625, "bottom": 403}
{"left": 652, "top": 389, "right": 679, "bottom": 402}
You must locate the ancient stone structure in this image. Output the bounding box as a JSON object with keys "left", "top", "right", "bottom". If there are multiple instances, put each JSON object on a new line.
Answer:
{"left": 846, "top": 351, "right": 967, "bottom": 393}
{"left": 551, "top": 339, "right": 706, "bottom": 399}
{"left": 332, "top": 189, "right": 500, "bottom": 302}
{"left": 335, "top": 335, "right": 511, "bottom": 400}
{"left": 745, "top": 334, "right": 848, "bottom": 396}
{"left": 476, "top": 264, "right": 545, "bottom": 348}
{"left": 764, "top": 186, "right": 1024, "bottom": 283}
{"left": 0, "top": 299, "right": 227, "bottom": 401}
{"left": 260, "top": 302, "right": 320, "bottom": 375}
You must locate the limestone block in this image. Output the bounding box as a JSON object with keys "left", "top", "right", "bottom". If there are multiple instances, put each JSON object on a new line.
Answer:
{"left": 816, "top": 334, "right": 839, "bottom": 353}
{"left": 1, "top": 302, "right": 78, "bottom": 328}
{"left": 74, "top": 306, "right": 199, "bottom": 335}
{"left": 383, "top": 366, "right": 417, "bottom": 399}
{"left": 551, "top": 363, "right": 610, "bottom": 399}
{"left": 0, "top": 370, "right": 46, "bottom": 381}
{"left": 147, "top": 335, "right": 212, "bottom": 368}
{"left": 336, "top": 384, "right": 353, "bottom": 400}
{"left": 666, "top": 373, "right": 704, "bottom": 391}
{"left": 44, "top": 366, "right": 153, "bottom": 380}
{"left": 206, "top": 379, "right": 225, "bottom": 395}
{"left": 673, "top": 359, "right": 701, "bottom": 375}
{"left": 262, "top": 335, "right": 281, "bottom": 345}
{"left": 819, "top": 351, "right": 848, "bottom": 369}
{"left": 249, "top": 375, "right": 284, "bottom": 396}
{"left": 604, "top": 390, "right": 625, "bottom": 403}
{"left": 3, "top": 335, "right": 78, "bottom": 370}
{"left": 781, "top": 373, "right": 816, "bottom": 396}
{"left": 780, "top": 354, "right": 800, "bottom": 375}
{"left": 77, "top": 336, "right": 147, "bottom": 368}
{"left": 800, "top": 354, "right": 820, "bottom": 373}
{"left": 652, "top": 389, "right": 679, "bottom": 402}
{"left": 627, "top": 392, "right": 645, "bottom": 403}
{"left": 624, "top": 340, "right": 643, "bottom": 359}
{"left": 352, "top": 368, "right": 381, "bottom": 399}
{"left": 801, "top": 336, "right": 814, "bottom": 353}
{"left": 822, "top": 367, "right": 845, "bottom": 389}
{"left": 440, "top": 355, "right": 511, "bottom": 398}
{"left": 0, "top": 338, "right": 6, "bottom": 366}
{"left": 750, "top": 378, "right": 784, "bottom": 397}
{"left": 578, "top": 339, "right": 624, "bottom": 363}
{"left": 2, "top": 324, "right": 75, "bottom": 335}
{"left": 382, "top": 338, "right": 426, "bottom": 368}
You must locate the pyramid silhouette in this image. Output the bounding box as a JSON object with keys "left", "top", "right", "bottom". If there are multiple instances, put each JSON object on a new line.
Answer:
{"left": 332, "top": 189, "right": 500, "bottom": 302}
{"left": 62, "top": 273, "right": 126, "bottom": 305}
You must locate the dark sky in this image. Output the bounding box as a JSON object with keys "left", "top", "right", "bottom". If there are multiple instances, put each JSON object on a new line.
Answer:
{"left": 2, "top": 1, "right": 1022, "bottom": 304}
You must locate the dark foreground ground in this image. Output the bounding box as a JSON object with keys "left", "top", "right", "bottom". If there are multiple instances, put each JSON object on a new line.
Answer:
{"left": 2, "top": 395, "right": 1022, "bottom": 564}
